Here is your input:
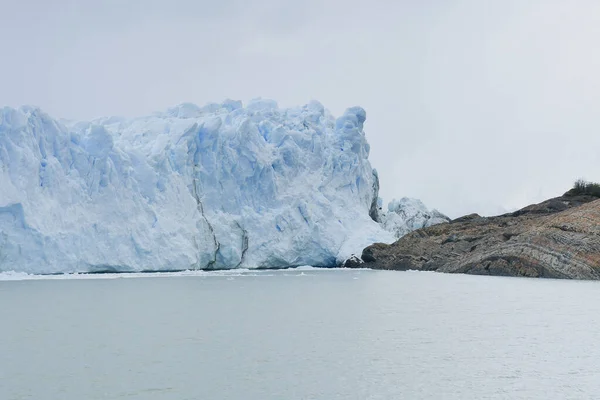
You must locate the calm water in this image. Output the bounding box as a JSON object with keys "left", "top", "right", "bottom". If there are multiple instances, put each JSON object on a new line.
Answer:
{"left": 1, "top": 268, "right": 600, "bottom": 399}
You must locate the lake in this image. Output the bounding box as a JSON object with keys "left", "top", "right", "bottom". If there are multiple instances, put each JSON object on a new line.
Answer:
{"left": 1, "top": 268, "right": 600, "bottom": 399}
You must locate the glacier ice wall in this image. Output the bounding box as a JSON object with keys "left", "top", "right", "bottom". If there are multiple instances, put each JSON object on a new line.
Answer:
{"left": 380, "top": 197, "right": 450, "bottom": 239}
{"left": 0, "top": 100, "right": 395, "bottom": 274}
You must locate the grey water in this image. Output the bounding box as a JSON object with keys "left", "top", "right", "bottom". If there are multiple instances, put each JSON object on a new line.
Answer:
{"left": 1, "top": 269, "right": 600, "bottom": 400}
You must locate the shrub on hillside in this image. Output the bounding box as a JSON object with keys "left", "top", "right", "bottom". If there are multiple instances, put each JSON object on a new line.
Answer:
{"left": 571, "top": 179, "right": 600, "bottom": 197}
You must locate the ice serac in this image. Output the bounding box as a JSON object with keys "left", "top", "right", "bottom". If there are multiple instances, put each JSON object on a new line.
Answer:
{"left": 380, "top": 197, "right": 450, "bottom": 239}
{"left": 0, "top": 100, "right": 395, "bottom": 274}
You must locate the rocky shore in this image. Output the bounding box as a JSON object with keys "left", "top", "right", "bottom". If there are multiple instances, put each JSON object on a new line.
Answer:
{"left": 346, "top": 192, "right": 600, "bottom": 279}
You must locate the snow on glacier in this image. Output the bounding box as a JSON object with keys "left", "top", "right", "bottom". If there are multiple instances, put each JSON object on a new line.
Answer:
{"left": 0, "top": 100, "right": 398, "bottom": 274}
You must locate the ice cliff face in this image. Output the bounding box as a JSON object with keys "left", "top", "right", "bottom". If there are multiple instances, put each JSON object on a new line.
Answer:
{"left": 380, "top": 198, "right": 450, "bottom": 239}
{"left": 0, "top": 100, "right": 397, "bottom": 274}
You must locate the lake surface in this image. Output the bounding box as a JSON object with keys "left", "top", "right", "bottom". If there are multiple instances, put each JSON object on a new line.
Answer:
{"left": 1, "top": 268, "right": 600, "bottom": 399}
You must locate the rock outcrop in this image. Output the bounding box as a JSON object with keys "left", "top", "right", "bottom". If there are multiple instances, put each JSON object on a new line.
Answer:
{"left": 349, "top": 193, "right": 600, "bottom": 279}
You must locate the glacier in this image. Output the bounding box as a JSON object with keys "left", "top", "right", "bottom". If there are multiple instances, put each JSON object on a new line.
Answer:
{"left": 0, "top": 100, "right": 403, "bottom": 274}
{"left": 380, "top": 198, "right": 450, "bottom": 239}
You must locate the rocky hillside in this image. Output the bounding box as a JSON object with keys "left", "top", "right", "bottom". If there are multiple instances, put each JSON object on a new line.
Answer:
{"left": 347, "top": 192, "right": 600, "bottom": 279}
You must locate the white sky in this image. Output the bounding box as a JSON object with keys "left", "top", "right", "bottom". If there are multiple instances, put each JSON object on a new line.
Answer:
{"left": 2, "top": 0, "right": 600, "bottom": 218}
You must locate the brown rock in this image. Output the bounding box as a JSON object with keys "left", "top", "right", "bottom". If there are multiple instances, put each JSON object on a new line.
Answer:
{"left": 357, "top": 194, "right": 600, "bottom": 279}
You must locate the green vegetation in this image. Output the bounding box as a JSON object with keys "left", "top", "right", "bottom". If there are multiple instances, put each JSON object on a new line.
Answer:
{"left": 571, "top": 179, "right": 600, "bottom": 197}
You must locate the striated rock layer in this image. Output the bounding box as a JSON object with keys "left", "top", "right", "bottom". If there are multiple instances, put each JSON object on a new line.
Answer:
{"left": 351, "top": 193, "right": 600, "bottom": 279}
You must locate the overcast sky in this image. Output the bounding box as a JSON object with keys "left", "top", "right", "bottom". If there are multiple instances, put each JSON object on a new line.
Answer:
{"left": 2, "top": 0, "right": 600, "bottom": 218}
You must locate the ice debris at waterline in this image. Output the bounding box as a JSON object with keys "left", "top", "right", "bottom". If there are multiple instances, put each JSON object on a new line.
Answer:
{"left": 0, "top": 100, "right": 404, "bottom": 274}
